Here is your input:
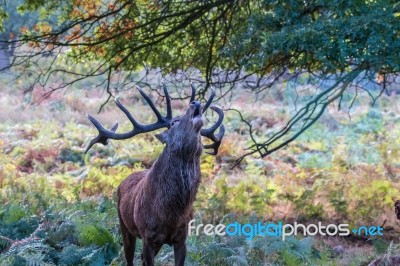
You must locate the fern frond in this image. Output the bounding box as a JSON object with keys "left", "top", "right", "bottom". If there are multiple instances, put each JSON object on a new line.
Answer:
{"left": 82, "top": 247, "right": 106, "bottom": 266}
{"left": 0, "top": 236, "right": 12, "bottom": 252}
{"left": 78, "top": 225, "right": 114, "bottom": 246}
{"left": 59, "top": 245, "right": 98, "bottom": 266}
{"left": 281, "top": 249, "right": 300, "bottom": 266}
{"left": 46, "top": 221, "right": 76, "bottom": 248}
{"left": 7, "top": 239, "right": 49, "bottom": 254}
{"left": 219, "top": 255, "right": 249, "bottom": 266}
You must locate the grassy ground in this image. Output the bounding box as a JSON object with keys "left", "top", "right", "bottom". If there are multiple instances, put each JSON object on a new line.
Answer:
{"left": 0, "top": 81, "right": 399, "bottom": 265}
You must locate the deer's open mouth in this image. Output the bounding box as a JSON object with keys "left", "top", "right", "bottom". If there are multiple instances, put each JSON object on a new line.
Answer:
{"left": 192, "top": 105, "right": 204, "bottom": 131}
{"left": 193, "top": 106, "right": 201, "bottom": 118}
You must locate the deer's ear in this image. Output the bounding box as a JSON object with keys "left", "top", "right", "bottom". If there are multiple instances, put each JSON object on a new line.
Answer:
{"left": 155, "top": 132, "right": 168, "bottom": 144}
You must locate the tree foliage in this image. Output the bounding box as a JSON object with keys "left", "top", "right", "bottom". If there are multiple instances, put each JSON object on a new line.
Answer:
{"left": 0, "top": 0, "right": 399, "bottom": 160}
{"left": 0, "top": 0, "right": 39, "bottom": 68}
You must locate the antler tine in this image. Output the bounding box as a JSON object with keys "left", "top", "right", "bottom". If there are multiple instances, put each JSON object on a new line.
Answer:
{"left": 162, "top": 83, "right": 172, "bottom": 119}
{"left": 201, "top": 106, "right": 225, "bottom": 155}
{"left": 136, "top": 86, "right": 169, "bottom": 123}
{"left": 203, "top": 88, "right": 215, "bottom": 113}
{"left": 85, "top": 116, "right": 119, "bottom": 153}
{"left": 115, "top": 99, "right": 141, "bottom": 127}
{"left": 202, "top": 105, "right": 224, "bottom": 134}
{"left": 85, "top": 87, "right": 172, "bottom": 153}
{"left": 115, "top": 96, "right": 170, "bottom": 132}
{"left": 189, "top": 82, "right": 196, "bottom": 103}
{"left": 203, "top": 125, "right": 225, "bottom": 155}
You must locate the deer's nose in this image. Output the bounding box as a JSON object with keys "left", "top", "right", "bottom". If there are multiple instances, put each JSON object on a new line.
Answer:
{"left": 190, "top": 101, "right": 201, "bottom": 108}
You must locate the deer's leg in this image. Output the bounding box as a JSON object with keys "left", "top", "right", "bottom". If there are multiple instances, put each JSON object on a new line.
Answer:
{"left": 141, "top": 240, "right": 156, "bottom": 266}
{"left": 173, "top": 241, "right": 187, "bottom": 266}
{"left": 120, "top": 221, "right": 136, "bottom": 266}
{"left": 140, "top": 244, "right": 161, "bottom": 263}
{"left": 153, "top": 245, "right": 162, "bottom": 257}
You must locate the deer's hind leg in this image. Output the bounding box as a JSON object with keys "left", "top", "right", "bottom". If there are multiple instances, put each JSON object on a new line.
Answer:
{"left": 141, "top": 239, "right": 157, "bottom": 266}
{"left": 120, "top": 220, "right": 137, "bottom": 266}
{"left": 173, "top": 241, "right": 187, "bottom": 266}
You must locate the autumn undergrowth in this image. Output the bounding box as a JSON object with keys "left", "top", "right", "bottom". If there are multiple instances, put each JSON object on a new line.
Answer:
{"left": 0, "top": 83, "right": 400, "bottom": 265}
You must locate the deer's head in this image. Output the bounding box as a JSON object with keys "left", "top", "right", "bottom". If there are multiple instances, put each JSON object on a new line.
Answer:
{"left": 155, "top": 100, "right": 204, "bottom": 157}
{"left": 85, "top": 85, "right": 225, "bottom": 156}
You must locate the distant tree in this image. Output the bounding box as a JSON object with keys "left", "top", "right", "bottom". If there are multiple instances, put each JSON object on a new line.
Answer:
{"left": 0, "top": 0, "right": 38, "bottom": 69}
{"left": 1, "top": 0, "right": 399, "bottom": 162}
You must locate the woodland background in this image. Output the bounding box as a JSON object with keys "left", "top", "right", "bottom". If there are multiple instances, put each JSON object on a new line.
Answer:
{"left": 0, "top": 0, "right": 400, "bottom": 265}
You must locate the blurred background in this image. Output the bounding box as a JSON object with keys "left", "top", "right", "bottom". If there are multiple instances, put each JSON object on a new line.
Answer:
{"left": 1, "top": 0, "right": 400, "bottom": 265}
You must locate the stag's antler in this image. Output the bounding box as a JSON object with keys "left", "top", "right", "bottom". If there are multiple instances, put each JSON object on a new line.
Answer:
{"left": 86, "top": 84, "right": 224, "bottom": 155}
{"left": 189, "top": 83, "right": 214, "bottom": 113}
{"left": 189, "top": 84, "right": 224, "bottom": 154}
{"left": 201, "top": 106, "right": 225, "bottom": 155}
{"left": 85, "top": 85, "right": 172, "bottom": 153}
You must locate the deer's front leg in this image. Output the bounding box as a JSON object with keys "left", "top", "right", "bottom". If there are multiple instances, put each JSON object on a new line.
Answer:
{"left": 141, "top": 240, "right": 156, "bottom": 266}
{"left": 173, "top": 241, "right": 187, "bottom": 266}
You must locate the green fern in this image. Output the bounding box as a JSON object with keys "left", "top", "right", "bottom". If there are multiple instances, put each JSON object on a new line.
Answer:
{"left": 7, "top": 240, "right": 50, "bottom": 254}
{"left": 250, "top": 235, "right": 319, "bottom": 264}
{"left": 0, "top": 217, "right": 40, "bottom": 241}
{"left": 78, "top": 224, "right": 115, "bottom": 246}
{"left": 25, "top": 253, "right": 50, "bottom": 266}
{"left": 372, "top": 238, "right": 390, "bottom": 255}
{"left": 285, "top": 236, "right": 314, "bottom": 261}
{"left": 218, "top": 255, "right": 249, "bottom": 266}
{"left": 82, "top": 247, "right": 106, "bottom": 266}
{"left": 3, "top": 205, "right": 27, "bottom": 224}
{"left": 59, "top": 245, "right": 99, "bottom": 266}
{"left": 225, "top": 235, "right": 247, "bottom": 250}
{"left": 0, "top": 237, "right": 11, "bottom": 252}
{"left": 0, "top": 255, "right": 28, "bottom": 266}
{"left": 3, "top": 240, "right": 56, "bottom": 266}
{"left": 45, "top": 221, "right": 76, "bottom": 248}
{"left": 187, "top": 237, "right": 249, "bottom": 266}
{"left": 281, "top": 249, "right": 300, "bottom": 266}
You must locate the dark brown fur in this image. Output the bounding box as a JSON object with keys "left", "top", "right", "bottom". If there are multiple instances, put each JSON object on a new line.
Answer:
{"left": 86, "top": 87, "right": 224, "bottom": 265}
{"left": 117, "top": 103, "right": 203, "bottom": 266}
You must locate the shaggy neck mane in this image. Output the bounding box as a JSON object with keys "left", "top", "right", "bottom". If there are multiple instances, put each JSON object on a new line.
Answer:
{"left": 146, "top": 144, "right": 202, "bottom": 218}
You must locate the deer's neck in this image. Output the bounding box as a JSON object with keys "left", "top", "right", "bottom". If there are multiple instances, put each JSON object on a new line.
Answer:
{"left": 146, "top": 146, "right": 202, "bottom": 216}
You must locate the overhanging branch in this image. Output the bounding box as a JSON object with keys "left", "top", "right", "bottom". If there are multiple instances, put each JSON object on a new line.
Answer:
{"left": 234, "top": 70, "right": 362, "bottom": 166}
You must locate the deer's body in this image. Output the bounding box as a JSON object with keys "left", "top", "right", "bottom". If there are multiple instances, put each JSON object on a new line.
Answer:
{"left": 117, "top": 144, "right": 202, "bottom": 265}
{"left": 86, "top": 86, "right": 224, "bottom": 266}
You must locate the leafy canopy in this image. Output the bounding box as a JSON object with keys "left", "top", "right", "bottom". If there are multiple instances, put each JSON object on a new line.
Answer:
{"left": 0, "top": 0, "right": 399, "bottom": 159}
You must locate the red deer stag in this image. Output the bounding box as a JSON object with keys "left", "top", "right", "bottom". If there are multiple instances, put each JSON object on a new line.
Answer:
{"left": 85, "top": 85, "right": 225, "bottom": 266}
